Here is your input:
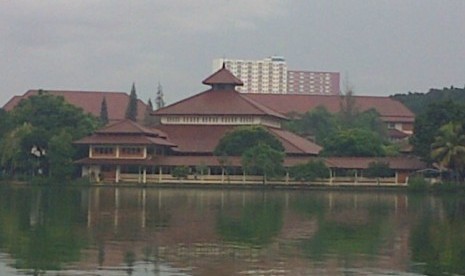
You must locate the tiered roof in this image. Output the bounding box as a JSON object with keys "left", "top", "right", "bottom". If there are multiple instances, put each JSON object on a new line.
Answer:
{"left": 153, "top": 66, "right": 286, "bottom": 120}
{"left": 75, "top": 120, "right": 175, "bottom": 147}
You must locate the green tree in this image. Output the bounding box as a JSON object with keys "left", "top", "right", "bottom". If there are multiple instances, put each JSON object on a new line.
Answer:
{"left": 241, "top": 143, "right": 285, "bottom": 183}
{"left": 339, "top": 89, "right": 359, "bottom": 127}
{"left": 99, "top": 97, "right": 109, "bottom": 125}
{"left": 171, "top": 166, "right": 189, "bottom": 180}
{"left": 125, "top": 83, "right": 138, "bottom": 121}
{"left": 0, "top": 123, "right": 33, "bottom": 176}
{"left": 143, "top": 98, "right": 155, "bottom": 126}
{"left": 2, "top": 94, "right": 99, "bottom": 178}
{"left": 214, "top": 126, "right": 284, "bottom": 156}
{"left": 285, "top": 106, "right": 338, "bottom": 144}
{"left": 322, "top": 128, "right": 385, "bottom": 157}
{"left": 410, "top": 101, "right": 465, "bottom": 163}
{"left": 289, "top": 160, "right": 329, "bottom": 182}
{"left": 48, "top": 131, "right": 75, "bottom": 179}
{"left": 364, "top": 161, "right": 393, "bottom": 184}
{"left": 431, "top": 122, "right": 465, "bottom": 182}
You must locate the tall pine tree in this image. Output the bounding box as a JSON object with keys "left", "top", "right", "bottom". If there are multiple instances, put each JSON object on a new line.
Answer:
{"left": 155, "top": 83, "right": 165, "bottom": 110}
{"left": 143, "top": 98, "right": 155, "bottom": 126}
{"left": 99, "top": 96, "right": 109, "bottom": 125}
{"left": 125, "top": 82, "right": 138, "bottom": 121}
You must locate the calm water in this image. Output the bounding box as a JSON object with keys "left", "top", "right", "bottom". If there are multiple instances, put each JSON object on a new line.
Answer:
{"left": 0, "top": 185, "right": 464, "bottom": 276}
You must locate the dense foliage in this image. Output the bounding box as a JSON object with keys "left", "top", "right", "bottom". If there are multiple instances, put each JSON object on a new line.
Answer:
{"left": 285, "top": 93, "right": 389, "bottom": 157}
{"left": 125, "top": 83, "right": 138, "bottom": 121}
{"left": 364, "top": 161, "right": 394, "bottom": 185}
{"left": 0, "top": 93, "right": 100, "bottom": 179}
{"left": 215, "top": 126, "right": 284, "bottom": 156}
{"left": 241, "top": 143, "right": 285, "bottom": 182}
{"left": 99, "top": 97, "right": 109, "bottom": 125}
{"left": 289, "top": 160, "right": 329, "bottom": 182}
{"left": 214, "top": 126, "right": 285, "bottom": 181}
{"left": 410, "top": 101, "right": 465, "bottom": 163}
{"left": 391, "top": 86, "right": 465, "bottom": 115}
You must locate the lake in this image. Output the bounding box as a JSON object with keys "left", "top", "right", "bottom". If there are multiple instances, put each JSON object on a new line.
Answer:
{"left": 0, "top": 184, "right": 464, "bottom": 275}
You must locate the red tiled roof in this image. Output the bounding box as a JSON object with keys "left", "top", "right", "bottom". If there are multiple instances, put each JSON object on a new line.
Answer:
{"left": 245, "top": 94, "right": 415, "bottom": 123}
{"left": 202, "top": 65, "right": 243, "bottom": 86}
{"left": 268, "top": 128, "right": 322, "bottom": 155}
{"left": 97, "top": 119, "right": 167, "bottom": 137}
{"left": 157, "top": 125, "right": 321, "bottom": 155}
{"left": 74, "top": 134, "right": 176, "bottom": 146}
{"left": 324, "top": 156, "right": 426, "bottom": 170}
{"left": 387, "top": 128, "right": 410, "bottom": 139}
{"left": 153, "top": 89, "right": 286, "bottom": 119}
{"left": 74, "top": 120, "right": 175, "bottom": 146}
{"left": 156, "top": 125, "right": 231, "bottom": 153}
{"left": 2, "top": 90, "right": 147, "bottom": 121}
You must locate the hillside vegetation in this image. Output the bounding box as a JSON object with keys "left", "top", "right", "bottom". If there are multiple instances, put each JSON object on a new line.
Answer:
{"left": 391, "top": 86, "right": 465, "bottom": 115}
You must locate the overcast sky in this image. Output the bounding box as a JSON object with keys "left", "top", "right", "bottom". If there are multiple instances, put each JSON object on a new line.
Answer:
{"left": 1, "top": 0, "right": 464, "bottom": 107}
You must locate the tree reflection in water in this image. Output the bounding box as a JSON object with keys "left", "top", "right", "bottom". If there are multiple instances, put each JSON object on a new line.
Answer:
{"left": 1, "top": 186, "right": 465, "bottom": 275}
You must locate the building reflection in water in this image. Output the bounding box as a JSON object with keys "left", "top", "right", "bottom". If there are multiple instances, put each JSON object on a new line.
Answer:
{"left": 78, "top": 187, "right": 415, "bottom": 275}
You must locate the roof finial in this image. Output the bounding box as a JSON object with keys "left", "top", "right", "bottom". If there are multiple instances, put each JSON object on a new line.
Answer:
{"left": 222, "top": 62, "right": 226, "bottom": 69}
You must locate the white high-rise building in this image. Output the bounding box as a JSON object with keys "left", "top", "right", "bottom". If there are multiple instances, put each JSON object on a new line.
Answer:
{"left": 213, "top": 57, "right": 340, "bottom": 95}
{"left": 212, "top": 56, "right": 288, "bottom": 94}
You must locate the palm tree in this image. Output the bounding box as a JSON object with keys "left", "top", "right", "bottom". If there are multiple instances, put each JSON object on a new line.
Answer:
{"left": 431, "top": 122, "right": 465, "bottom": 182}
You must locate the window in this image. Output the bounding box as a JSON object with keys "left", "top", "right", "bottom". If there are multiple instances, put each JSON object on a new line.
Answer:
{"left": 121, "top": 147, "right": 143, "bottom": 155}
{"left": 93, "top": 147, "right": 114, "bottom": 155}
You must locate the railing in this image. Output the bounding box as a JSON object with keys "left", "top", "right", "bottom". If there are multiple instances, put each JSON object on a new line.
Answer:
{"left": 115, "top": 173, "right": 403, "bottom": 186}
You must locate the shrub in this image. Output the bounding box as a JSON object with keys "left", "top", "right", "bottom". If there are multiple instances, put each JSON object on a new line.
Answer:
{"left": 407, "top": 176, "right": 429, "bottom": 192}
{"left": 289, "top": 160, "right": 329, "bottom": 182}
{"left": 172, "top": 166, "right": 189, "bottom": 180}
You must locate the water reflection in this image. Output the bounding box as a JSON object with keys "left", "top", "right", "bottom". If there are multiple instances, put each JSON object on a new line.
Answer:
{"left": 0, "top": 185, "right": 464, "bottom": 275}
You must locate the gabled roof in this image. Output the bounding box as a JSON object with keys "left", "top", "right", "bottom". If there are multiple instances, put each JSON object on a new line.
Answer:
{"left": 74, "top": 120, "right": 175, "bottom": 146}
{"left": 268, "top": 128, "right": 322, "bottom": 155}
{"left": 3, "top": 90, "right": 148, "bottom": 122}
{"left": 202, "top": 64, "right": 243, "bottom": 86}
{"left": 245, "top": 94, "right": 415, "bottom": 123}
{"left": 153, "top": 89, "right": 286, "bottom": 119}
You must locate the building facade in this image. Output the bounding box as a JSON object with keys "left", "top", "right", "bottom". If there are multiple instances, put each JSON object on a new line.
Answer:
{"left": 287, "top": 70, "right": 340, "bottom": 95}
{"left": 212, "top": 57, "right": 340, "bottom": 95}
{"left": 213, "top": 56, "right": 288, "bottom": 94}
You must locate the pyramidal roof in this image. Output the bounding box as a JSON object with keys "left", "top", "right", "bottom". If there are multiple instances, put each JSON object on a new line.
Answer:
{"left": 202, "top": 63, "right": 243, "bottom": 86}
{"left": 154, "top": 67, "right": 285, "bottom": 119}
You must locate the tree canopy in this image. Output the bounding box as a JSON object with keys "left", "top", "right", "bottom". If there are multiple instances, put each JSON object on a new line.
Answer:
{"left": 410, "top": 101, "right": 465, "bottom": 163}
{"left": 214, "top": 126, "right": 285, "bottom": 181}
{"left": 214, "top": 126, "right": 284, "bottom": 156}
{"left": 322, "top": 128, "right": 385, "bottom": 157}
{"left": 391, "top": 86, "right": 465, "bottom": 115}
{"left": 431, "top": 122, "right": 465, "bottom": 182}
{"left": 125, "top": 83, "right": 138, "bottom": 121}
{"left": 284, "top": 93, "right": 390, "bottom": 158}
{"left": 0, "top": 93, "right": 99, "bottom": 179}
{"left": 99, "top": 97, "right": 109, "bottom": 125}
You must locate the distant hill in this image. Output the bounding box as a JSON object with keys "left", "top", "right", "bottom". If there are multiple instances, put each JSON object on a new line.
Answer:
{"left": 391, "top": 86, "right": 465, "bottom": 115}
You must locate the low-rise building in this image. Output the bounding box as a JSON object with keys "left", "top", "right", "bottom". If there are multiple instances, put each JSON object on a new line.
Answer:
{"left": 74, "top": 66, "right": 424, "bottom": 185}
